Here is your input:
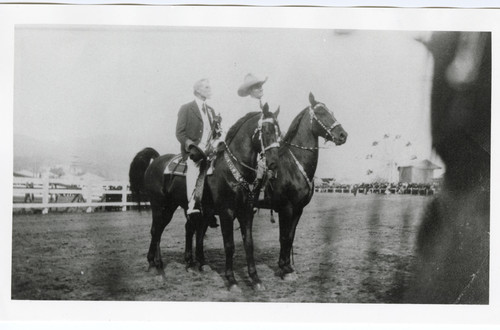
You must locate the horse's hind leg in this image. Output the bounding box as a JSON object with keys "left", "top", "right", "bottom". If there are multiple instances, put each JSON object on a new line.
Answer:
{"left": 147, "top": 202, "right": 176, "bottom": 274}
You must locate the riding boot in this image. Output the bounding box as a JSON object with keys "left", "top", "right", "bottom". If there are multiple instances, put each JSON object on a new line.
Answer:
{"left": 256, "top": 174, "right": 275, "bottom": 209}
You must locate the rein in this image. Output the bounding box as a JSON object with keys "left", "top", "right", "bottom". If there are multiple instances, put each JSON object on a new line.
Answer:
{"left": 284, "top": 141, "right": 330, "bottom": 151}
{"left": 224, "top": 151, "right": 258, "bottom": 200}
{"left": 225, "top": 143, "right": 258, "bottom": 173}
{"left": 287, "top": 149, "right": 314, "bottom": 199}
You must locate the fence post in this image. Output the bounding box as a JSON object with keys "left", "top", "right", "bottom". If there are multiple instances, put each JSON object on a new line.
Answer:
{"left": 84, "top": 180, "right": 92, "bottom": 213}
{"left": 121, "top": 183, "right": 127, "bottom": 211}
{"left": 42, "top": 175, "right": 49, "bottom": 214}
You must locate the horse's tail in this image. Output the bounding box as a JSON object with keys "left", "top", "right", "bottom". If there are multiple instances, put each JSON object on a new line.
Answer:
{"left": 129, "top": 147, "right": 160, "bottom": 211}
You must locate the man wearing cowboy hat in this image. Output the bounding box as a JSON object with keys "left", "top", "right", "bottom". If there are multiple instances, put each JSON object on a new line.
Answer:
{"left": 238, "top": 73, "right": 268, "bottom": 110}
{"left": 237, "top": 73, "right": 276, "bottom": 210}
{"left": 176, "top": 78, "right": 222, "bottom": 224}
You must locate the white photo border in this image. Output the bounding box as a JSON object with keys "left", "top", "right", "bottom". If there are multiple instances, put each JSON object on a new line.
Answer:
{"left": 0, "top": 4, "right": 499, "bottom": 327}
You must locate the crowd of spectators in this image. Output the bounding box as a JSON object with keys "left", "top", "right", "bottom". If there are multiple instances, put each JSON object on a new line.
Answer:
{"left": 315, "top": 181, "right": 440, "bottom": 196}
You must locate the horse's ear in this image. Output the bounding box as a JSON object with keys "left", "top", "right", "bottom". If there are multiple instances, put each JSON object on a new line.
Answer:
{"left": 262, "top": 102, "right": 270, "bottom": 114}
{"left": 309, "top": 92, "right": 316, "bottom": 106}
{"left": 274, "top": 106, "right": 280, "bottom": 118}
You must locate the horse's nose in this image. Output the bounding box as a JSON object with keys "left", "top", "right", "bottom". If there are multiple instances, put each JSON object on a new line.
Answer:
{"left": 340, "top": 131, "right": 347, "bottom": 142}
{"left": 337, "top": 128, "right": 348, "bottom": 143}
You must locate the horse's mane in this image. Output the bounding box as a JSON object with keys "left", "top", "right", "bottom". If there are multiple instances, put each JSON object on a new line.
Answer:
{"left": 225, "top": 111, "right": 261, "bottom": 146}
{"left": 283, "top": 108, "right": 308, "bottom": 143}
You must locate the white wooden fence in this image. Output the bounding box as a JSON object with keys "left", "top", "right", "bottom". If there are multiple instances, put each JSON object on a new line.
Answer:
{"left": 12, "top": 177, "right": 146, "bottom": 214}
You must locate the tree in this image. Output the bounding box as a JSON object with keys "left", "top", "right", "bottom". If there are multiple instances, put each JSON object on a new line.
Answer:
{"left": 49, "top": 166, "right": 65, "bottom": 178}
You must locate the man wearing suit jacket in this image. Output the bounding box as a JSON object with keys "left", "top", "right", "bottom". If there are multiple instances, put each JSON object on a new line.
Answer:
{"left": 176, "top": 78, "right": 220, "bottom": 217}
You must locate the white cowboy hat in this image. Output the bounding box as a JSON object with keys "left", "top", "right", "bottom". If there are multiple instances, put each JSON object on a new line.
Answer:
{"left": 237, "top": 73, "right": 268, "bottom": 97}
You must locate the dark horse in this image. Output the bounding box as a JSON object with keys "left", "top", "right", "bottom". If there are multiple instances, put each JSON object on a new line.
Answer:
{"left": 129, "top": 104, "right": 281, "bottom": 290}
{"left": 261, "top": 93, "right": 348, "bottom": 279}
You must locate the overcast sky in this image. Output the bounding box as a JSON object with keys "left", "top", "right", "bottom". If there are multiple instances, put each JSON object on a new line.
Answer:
{"left": 14, "top": 26, "right": 439, "bottom": 181}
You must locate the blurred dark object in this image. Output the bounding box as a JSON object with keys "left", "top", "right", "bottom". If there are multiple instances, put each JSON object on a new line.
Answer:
{"left": 405, "top": 32, "right": 490, "bottom": 304}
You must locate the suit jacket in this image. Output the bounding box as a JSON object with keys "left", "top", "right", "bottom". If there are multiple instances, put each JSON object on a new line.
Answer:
{"left": 175, "top": 100, "right": 216, "bottom": 156}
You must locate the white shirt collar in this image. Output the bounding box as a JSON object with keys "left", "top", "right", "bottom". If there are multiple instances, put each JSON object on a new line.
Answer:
{"left": 194, "top": 97, "right": 207, "bottom": 113}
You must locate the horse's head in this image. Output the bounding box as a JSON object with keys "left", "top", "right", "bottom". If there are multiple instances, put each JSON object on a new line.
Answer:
{"left": 308, "top": 92, "right": 348, "bottom": 145}
{"left": 254, "top": 103, "right": 281, "bottom": 171}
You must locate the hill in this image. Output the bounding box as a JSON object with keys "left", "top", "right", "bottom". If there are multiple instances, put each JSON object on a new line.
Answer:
{"left": 13, "top": 134, "right": 146, "bottom": 180}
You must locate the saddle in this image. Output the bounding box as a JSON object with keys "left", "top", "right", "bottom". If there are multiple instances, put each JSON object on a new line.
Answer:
{"left": 164, "top": 154, "right": 188, "bottom": 176}
{"left": 163, "top": 153, "right": 217, "bottom": 176}
{"left": 163, "top": 153, "right": 213, "bottom": 211}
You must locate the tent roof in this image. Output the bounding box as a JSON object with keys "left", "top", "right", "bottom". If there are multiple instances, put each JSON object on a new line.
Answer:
{"left": 397, "top": 159, "right": 441, "bottom": 170}
{"left": 59, "top": 172, "right": 107, "bottom": 182}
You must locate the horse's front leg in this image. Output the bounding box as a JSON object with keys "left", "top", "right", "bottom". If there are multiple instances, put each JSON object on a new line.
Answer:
{"left": 184, "top": 210, "right": 196, "bottom": 268}
{"left": 238, "top": 209, "right": 265, "bottom": 291}
{"left": 219, "top": 209, "right": 238, "bottom": 291}
{"left": 194, "top": 212, "right": 210, "bottom": 270}
{"left": 277, "top": 205, "right": 302, "bottom": 280}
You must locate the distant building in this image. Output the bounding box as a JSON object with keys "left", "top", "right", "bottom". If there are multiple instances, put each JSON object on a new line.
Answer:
{"left": 13, "top": 170, "right": 37, "bottom": 178}
{"left": 397, "top": 159, "right": 441, "bottom": 184}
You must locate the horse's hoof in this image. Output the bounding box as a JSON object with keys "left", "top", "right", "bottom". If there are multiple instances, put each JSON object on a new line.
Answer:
{"left": 155, "top": 273, "right": 167, "bottom": 282}
{"left": 200, "top": 264, "right": 212, "bottom": 272}
{"left": 283, "top": 272, "right": 298, "bottom": 281}
{"left": 153, "top": 267, "right": 166, "bottom": 280}
{"left": 186, "top": 266, "right": 199, "bottom": 274}
{"left": 253, "top": 282, "right": 266, "bottom": 291}
{"left": 228, "top": 284, "right": 242, "bottom": 293}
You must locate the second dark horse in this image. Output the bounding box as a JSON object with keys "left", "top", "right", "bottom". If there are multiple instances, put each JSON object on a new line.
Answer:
{"left": 260, "top": 93, "right": 348, "bottom": 279}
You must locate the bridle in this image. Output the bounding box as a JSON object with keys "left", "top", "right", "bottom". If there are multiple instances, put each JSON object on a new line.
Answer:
{"left": 284, "top": 103, "right": 342, "bottom": 151}
{"left": 225, "top": 112, "right": 280, "bottom": 173}
{"left": 254, "top": 116, "right": 281, "bottom": 153}
{"left": 224, "top": 112, "right": 280, "bottom": 200}
{"left": 308, "top": 102, "right": 342, "bottom": 143}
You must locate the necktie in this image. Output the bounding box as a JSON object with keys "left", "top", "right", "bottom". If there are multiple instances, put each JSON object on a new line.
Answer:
{"left": 202, "top": 103, "right": 212, "bottom": 126}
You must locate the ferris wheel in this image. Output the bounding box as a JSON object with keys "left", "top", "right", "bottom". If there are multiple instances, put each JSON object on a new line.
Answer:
{"left": 364, "top": 133, "right": 417, "bottom": 182}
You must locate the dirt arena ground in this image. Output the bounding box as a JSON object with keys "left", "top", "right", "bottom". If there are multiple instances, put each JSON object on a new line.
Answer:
{"left": 11, "top": 193, "right": 429, "bottom": 303}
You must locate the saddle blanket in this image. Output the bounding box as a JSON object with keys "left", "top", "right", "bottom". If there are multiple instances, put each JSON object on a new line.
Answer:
{"left": 164, "top": 154, "right": 187, "bottom": 176}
